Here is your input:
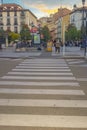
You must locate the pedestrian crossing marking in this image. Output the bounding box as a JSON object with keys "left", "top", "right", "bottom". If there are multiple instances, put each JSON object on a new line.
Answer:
{"left": 16, "top": 66, "right": 69, "bottom": 69}
{"left": 8, "top": 72, "right": 73, "bottom": 76}
{"left": 0, "top": 88, "right": 84, "bottom": 95}
{"left": 0, "top": 99, "right": 87, "bottom": 107}
{"left": 0, "top": 114, "right": 87, "bottom": 128}
{"left": 18, "top": 64, "right": 68, "bottom": 66}
{"left": 68, "top": 60, "right": 85, "bottom": 64}
{"left": 22, "top": 62, "right": 66, "bottom": 64}
{"left": 0, "top": 58, "right": 86, "bottom": 129}
{"left": 12, "top": 68, "right": 71, "bottom": 72}
{"left": 0, "top": 81, "right": 79, "bottom": 86}
{"left": 2, "top": 76, "right": 76, "bottom": 80}
{"left": 77, "top": 78, "right": 87, "bottom": 81}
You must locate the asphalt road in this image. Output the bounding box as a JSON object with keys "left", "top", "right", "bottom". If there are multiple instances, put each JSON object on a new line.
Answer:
{"left": 0, "top": 57, "right": 87, "bottom": 130}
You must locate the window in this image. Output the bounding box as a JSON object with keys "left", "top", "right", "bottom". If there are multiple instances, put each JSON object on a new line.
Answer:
{"left": 0, "top": 12, "right": 2, "bottom": 17}
{"left": 0, "top": 27, "right": 3, "bottom": 30}
{"left": 14, "top": 18, "right": 18, "bottom": 25}
{"left": 7, "top": 11, "right": 10, "bottom": 16}
{"left": 7, "top": 27, "right": 10, "bottom": 31}
{"left": 14, "top": 11, "right": 17, "bottom": 16}
{"left": 14, "top": 27, "right": 18, "bottom": 33}
{"left": 7, "top": 18, "right": 10, "bottom": 25}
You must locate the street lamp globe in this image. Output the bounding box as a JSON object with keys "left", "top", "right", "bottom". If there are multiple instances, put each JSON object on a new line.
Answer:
{"left": 82, "top": 0, "right": 85, "bottom": 6}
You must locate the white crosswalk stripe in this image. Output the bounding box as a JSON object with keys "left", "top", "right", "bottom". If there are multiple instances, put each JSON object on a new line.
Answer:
{"left": 0, "top": 81, "right": 79, "bottom": 86}
{"left": 8, "top": 71, "right": 73, "bottom": 76}
{"left": 2, "top": 76, "right": 76, "bottom": 80}
{"left": 12, "top": 68, "right": 71, "bottom": 72}
{"left": 16, "top": 66, "right": 69, "bottom": 69}
{"left": 0, "top": 114, "right": 87, "bottom": 128}
{"left": 0, "top": 88, "right": 84, "bottom": 95}
{"left": 0, "top": 58, "right": 86, "bottom": 129}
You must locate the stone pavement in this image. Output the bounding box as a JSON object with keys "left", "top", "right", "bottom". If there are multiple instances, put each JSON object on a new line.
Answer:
{"left": 0, "top": 46, "right": 86, "bottom": 59}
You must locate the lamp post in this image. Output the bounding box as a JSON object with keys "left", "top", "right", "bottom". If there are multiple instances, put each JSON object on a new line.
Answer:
{"left": 30, "top": 22, "right": 34, "bottom": 46}
{"left": 5, "top": 31, "right": 8, "bottom": 47}
{"left": 82, "top": 0, "right": 86, "bottom": 56}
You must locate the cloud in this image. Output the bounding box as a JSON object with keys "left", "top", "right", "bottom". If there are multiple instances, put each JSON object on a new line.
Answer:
{"left": 21, "top": 0, "right": 84, "bottom": 18}
{"left": 22, "top": 1, "right": 58, "bottom": 16}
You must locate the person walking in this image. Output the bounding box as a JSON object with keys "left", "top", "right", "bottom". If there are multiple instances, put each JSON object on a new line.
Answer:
{"left": 55, "top": 39, "right": 60, "bottom": 53}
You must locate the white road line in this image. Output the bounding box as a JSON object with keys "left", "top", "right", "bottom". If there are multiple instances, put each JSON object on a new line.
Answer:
{"left": 0, "top": 114, "right": 87, "bottom": 128}
{"left": 24, "top": 59, "right": 65, "bottom": 62}
{"left": 18, "top": 64, "right": 68, "bottom": 66}
{"left": 12, "top": 69, "right": 71, "bottom": 72}
{"left": 0, "top": 88, "right": 84, "bottom": 95}
{"left": 0, "top": 81, "right": 79, "bottom": 86}
{"left": 66, "top": 59, "right": 78, "bottom": 61}
{"left": 0, "top": 99, "right": 86, "bottom": 107}
{"left": 68, "top": 61, "right": 85, "bottom": 64}
{"left": 25, "top": 59, "right": 65, "bottom": 61}
{"left": 79, "top": 64, "right": 87, "bottom": 67}
{"left": 8, "top": 72, "right": 73, "bottom": 76}
{"left": 22, "top": 62, "right": 66, "bottom": 64}
{"left": 16, "top": 66, "right": 69, "bottom": 69}
{"left": 77, "top": 78, "right": 87, "bottom": 81}
{"left": 2, "top": 76, "right": 76, "bottom": 80}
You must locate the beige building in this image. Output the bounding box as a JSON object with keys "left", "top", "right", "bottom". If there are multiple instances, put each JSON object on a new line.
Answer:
{"left": 0, "top": 3, "right": 37, "bottom": 33}
{"left": 39, "top": 16, "right": 55, "bottom": 41}
{"left": 54, "top": 8, "right": 71, "bottom": 43}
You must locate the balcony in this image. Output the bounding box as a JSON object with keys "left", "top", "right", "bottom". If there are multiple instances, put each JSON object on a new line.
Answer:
{"left": 20, "top": 11, "right": 25, "bottom": 19}
{"left": 21, "top": 22, "right": 25, "bottom": 25}
{"left": 14, "top": 22, "right": 18, "bottom": 25}
{"left": 0, "top": 14, "right": 2, "bottom": 17}
{"left": 7, "top": 23, "right": 11, "bottom": 25}
{"left": 0, "top": 23, "right": 3, "bottom": 26}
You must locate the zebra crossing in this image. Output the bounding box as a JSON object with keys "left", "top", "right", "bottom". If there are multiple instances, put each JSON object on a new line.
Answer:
{"left": 0, "top": 58, "right": 87, "bottom": 129}
{"left": 66, "top": 58, "right": 87, "bottom": 66}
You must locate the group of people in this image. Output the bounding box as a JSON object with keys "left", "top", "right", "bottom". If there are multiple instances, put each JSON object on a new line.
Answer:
{"left": 15, "top": 40, "right": 32, "bottom": 49}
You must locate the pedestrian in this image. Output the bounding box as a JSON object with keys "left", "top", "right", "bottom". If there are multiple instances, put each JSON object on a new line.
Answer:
{"left": 55, "top": 39, "right": 60, "bottom": 53}
{"left": 53, "top": 40, "right": 56, "bottom": 52}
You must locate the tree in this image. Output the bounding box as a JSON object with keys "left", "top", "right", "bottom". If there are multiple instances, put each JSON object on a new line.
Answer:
{"left": 9, "top": 32, "right": 20, "bottom": 42}
{"left": 20, "top": 24, "right": 31, "bottom": 40}
{"left": 65, "top": 24, "right": 78, "bottom": 41}
{"left": 77, "top": 30, "right": 82, "bottom": 40}
{"left": 41, "top": 26, "right": 51, "bottom": 42}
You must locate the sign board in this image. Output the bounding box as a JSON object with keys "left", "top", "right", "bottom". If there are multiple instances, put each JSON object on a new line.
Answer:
{"left": 30, "top": 27, "right": 38, "bottom": 33}
{"left": 33, "top": 34, "right": 40, "bottom": 44}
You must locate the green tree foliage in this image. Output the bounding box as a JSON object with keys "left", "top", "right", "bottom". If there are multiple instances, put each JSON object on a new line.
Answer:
{"left": 20, "top": 24, "right": 31, "bottom": 40}
{"left": 41, "top": 26, "right": 51, "bottom": 42}
{"left": 65, "top": 24, "right": 82, "bottom": 41}
{"left": 9, "top": 32, "right": 20, "bottom": 41}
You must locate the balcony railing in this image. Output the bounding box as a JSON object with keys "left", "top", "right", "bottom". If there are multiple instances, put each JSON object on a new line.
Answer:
{"left": 0, "top": 14, "right": 2, "bottom": 17}
{"left": 0, "top": 23, "right": 3, "bottom": 26}
{"left": 14, "top": 22, "right": 18, "bottom": 25}
{"left": 7, "top": 23, "right": 11, "bottom": 25}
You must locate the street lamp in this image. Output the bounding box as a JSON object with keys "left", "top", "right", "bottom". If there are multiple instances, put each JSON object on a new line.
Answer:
{"left": 82, "top": 0, "right": 86, "bottom": 56}
{"left": 5, "top": 31, "right": 8, "bottom": 47}
{"left": 82, "top": 0, "right": 85, "bottom": 6}
{"left": 30, "top": 22, "right": 34, "bottom": 45}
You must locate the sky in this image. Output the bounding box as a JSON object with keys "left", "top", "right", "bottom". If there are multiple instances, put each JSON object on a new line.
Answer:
{"left": 1, "top": 0, "right": 87, "bottom": 18}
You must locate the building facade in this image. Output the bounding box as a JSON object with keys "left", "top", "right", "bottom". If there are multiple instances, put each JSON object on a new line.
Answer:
{"left": 0, "top": 3, "right": 37, "bottom": 33}
{"left": 70, "top": 6, "right": 87, "bottom": 31}
{"left": 55, "top": 8, "right": 71, "bottom": 43}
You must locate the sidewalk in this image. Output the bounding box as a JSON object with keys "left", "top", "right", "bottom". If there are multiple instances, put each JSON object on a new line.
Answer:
{"left": 0, "top": 46, "right": 42, "bottom": 58}
{"left": 0, "top": 46, "right": 86, "bottom": 59}
{"left": 51, "top": 46, "right": 86, "bottom": 59}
